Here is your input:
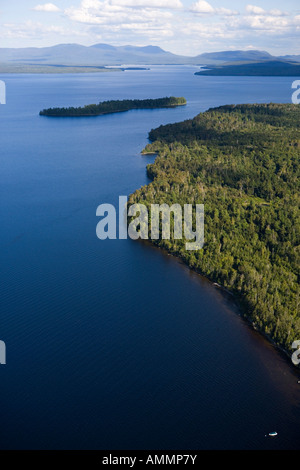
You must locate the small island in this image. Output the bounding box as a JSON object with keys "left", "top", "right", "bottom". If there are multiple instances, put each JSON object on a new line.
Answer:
{"left": 39, "top": 97, "right": 187, "bottom": 117}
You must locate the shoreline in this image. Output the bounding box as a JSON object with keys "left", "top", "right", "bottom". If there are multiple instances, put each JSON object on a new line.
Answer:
{"left": 138, "top": 141, "right": 300, "bottom": 374}
{"left": 40, "top": 101, "right": 187, "bottom": 118}
{"left": 40, "top": 105, "right": 185, "bottom": 117}
{"left": 144, "top": 238, "right": 300, "bottom": 373}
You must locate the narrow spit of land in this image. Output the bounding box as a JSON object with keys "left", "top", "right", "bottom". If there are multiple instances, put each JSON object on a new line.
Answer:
{"left": 39, "top": 97, "right": 187, "bottom": 117}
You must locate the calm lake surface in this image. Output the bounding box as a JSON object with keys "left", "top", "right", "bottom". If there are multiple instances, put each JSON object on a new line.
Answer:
{"left": 0, "top": 66, "right": 299, "bottom": 449}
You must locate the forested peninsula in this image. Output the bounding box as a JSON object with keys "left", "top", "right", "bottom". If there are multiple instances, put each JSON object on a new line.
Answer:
{"left": 195, "top": 60, "right": 300, "bottom": 76}
{"left": 129, "top": 103, "right": 300, "bottom": 357}
{"left": 39, "top": 97, "right": 186, "bottom": 117}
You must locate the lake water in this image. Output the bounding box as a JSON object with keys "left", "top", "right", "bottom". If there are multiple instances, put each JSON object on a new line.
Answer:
{"left": 0, "top": 66, "right": 299, "bottom": 449}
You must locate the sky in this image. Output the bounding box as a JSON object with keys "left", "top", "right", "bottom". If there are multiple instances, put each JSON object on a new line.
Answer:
{"left": 0, "top": 0, "right": 299, "bottom": 55}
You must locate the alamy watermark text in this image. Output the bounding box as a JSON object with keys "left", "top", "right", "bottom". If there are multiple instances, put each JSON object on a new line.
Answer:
{"left": 0, "top": 80, "right": 6, "bottom": 105}
{"left": 292, "top": 80, "right": 300, "bottom": 104}
{"left": 0, "top": 341, "right": 6, "bottom": 365}
{"left": 96, "top": 196, "right": 204, "bottom": 251}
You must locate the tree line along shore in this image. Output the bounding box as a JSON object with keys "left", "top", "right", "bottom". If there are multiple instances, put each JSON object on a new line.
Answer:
{"left": 128, "top": 103, "right": 300, "bottom": 358}
{"left": 39, "top": 97, "right": 187, "bottom": 117}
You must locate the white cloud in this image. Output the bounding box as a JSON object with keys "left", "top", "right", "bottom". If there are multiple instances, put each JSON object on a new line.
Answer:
{"left": 269, "top": 9, "right": 287, "bottom": 17}
{"left": 181, "top": 21, "right": 236, "bottom": 39}
{"left": 2, "top": 0, "right": 298, "bottom": 54}
{"left": 80, "top": 0, "right": 101, "bottom": 7}
{"left": 65, "top": 0, "right": 174, "bottom": 26}
{"left": 246, "top": 5, "right": 287, "bottom": 17}
{"left": 111, "top": 0, "right": 183, "bottom": 9}
{"left": 63, "top": 0, "right": 176, "bottom": 43}
{"left": 190, "top": 1, "right": 238, "bottom": 16}
{"left": 32, "top": 3, "right": 61, "bottom": 12}
{"left": 1, "top": 20, "right": 86, "bottom": 40}
{"left": 190, "top": 1, "right": 214, "bottom": 14}
{"left": 244, "top": 15, "right": 290, "bottom": 32}
{"left": 215, "top": 7, "right": 239, "bottom": 16}
{"left": 246, "top": 5, "right": 265, "bottom": 15}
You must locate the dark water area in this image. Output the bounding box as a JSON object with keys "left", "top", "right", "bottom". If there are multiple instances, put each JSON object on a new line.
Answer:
{"left": 0, "top": 67, "right": 299, "bottom": 449}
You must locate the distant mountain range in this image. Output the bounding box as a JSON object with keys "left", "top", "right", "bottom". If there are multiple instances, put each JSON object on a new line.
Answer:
{"left": 0, "top": 43, "right": 299, "bottom": 73}
{"left": 0, "top": 43, "right": 193, "bottom": 67}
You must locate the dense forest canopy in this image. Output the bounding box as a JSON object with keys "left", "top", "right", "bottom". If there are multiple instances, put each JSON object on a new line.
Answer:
{"left": 39, "top": 97, "right": 186, "bottom": 117}
{"left": 129, "top": 103, "right": 300, "bottom": 355}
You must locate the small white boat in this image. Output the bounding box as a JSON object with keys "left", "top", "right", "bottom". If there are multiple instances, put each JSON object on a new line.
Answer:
{"left": 268, "top": 432, "right": 278, "bottom": 437}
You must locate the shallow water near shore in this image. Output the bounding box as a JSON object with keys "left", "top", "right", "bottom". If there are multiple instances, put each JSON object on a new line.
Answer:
{"left": 0, "top": 66, "right": 299, "bottom": 449}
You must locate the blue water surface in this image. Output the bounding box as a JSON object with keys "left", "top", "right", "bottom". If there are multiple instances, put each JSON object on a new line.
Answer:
{"left": 0, "top": 67, "right": 299, "bottom": 449}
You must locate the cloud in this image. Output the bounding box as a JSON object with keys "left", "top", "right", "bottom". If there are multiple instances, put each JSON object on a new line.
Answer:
{"left": 215, "top": 7, "right": 239, "bottom": 16}
{"left": 65, "top": 0, "right": 174, "bottom": 26}
{"left": 63, "top": 0, "right": 176, "bottom": 43}
{"left": 181, "top": 21, "right": 236, "bottom": 39}
{"left": 243, "top": 15, "right": 290, "bottom": 32}
{"left": 190, "top": 1, "right": 214, "bottom": 14}
{"left": 190, "top": 1, "right": 238, "bottom": 16}
{"left": 32, "top": 3, "right": 61, "bottom": 12}
{"left": 2, "top": 0, "right": 298, "bottom": 55}
{"left": 57, "top": 0, "right": 299, "bottom": 49}
{"left": 269, "top": 9, "right": 288, "bottom": 17}
{"left": 245, "top": 5, "right": 264, "bottom": 15}
{"left": 111, "top": 0, "right": 183, "bottom": 9}
{"left": 245, "top": 5, "right": 288, "bottom": 17}
{"left": 1, "top": 20, "right": 86, "bottom": 40}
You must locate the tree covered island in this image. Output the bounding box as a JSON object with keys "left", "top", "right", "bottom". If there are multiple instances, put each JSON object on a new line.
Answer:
{"left": 39, "top": 96, "right": 187, "bottom": 117}
{"left": 129, "top": 103, "right": 300, "bottom": 357}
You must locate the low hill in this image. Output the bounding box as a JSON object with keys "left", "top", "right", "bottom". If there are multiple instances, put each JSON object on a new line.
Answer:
{"left": 195, "top": 60, "right": 300, "bottom": 76}
{"left": 195, "top": 50, "right": 274, "bottom": 62}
